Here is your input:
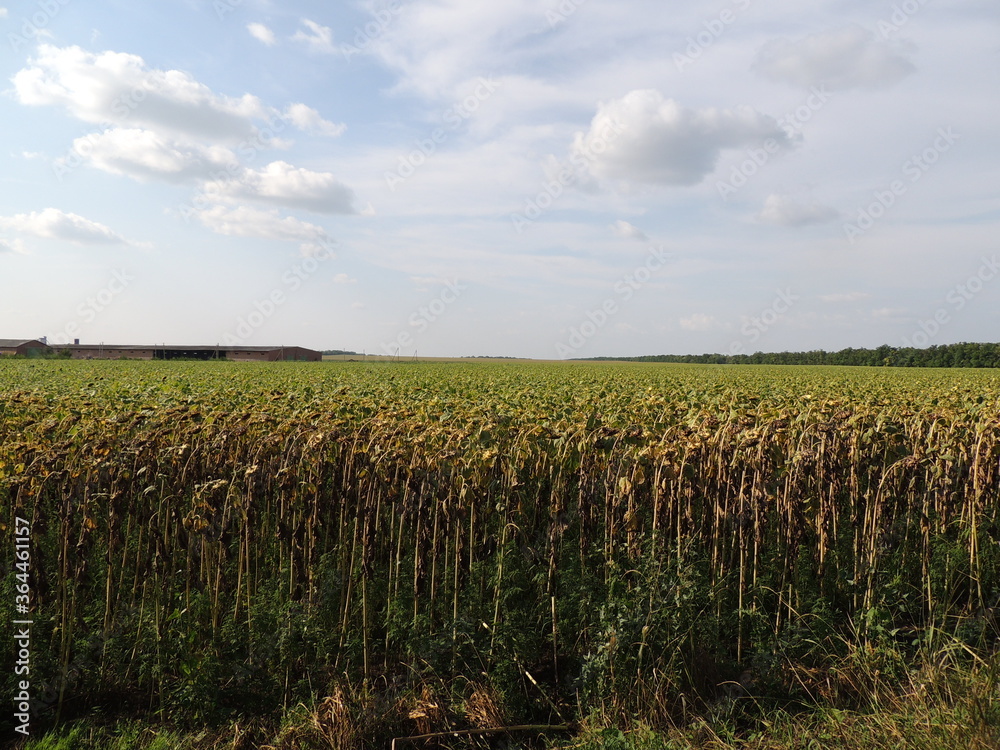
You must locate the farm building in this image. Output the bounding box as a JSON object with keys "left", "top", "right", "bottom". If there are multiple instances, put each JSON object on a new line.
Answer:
{"left": 63, "top": 344, "right": 322, "bottom": 362}
{"left": 0, "top": 338, "right": 52, "bottom": 357}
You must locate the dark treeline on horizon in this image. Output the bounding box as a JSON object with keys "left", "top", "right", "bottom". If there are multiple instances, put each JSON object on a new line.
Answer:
{"left": 584, "top": 342, "right": 1000, "bottom": 368}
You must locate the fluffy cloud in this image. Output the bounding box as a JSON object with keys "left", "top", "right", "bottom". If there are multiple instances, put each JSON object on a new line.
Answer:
{"left": 14, "top": 45, "right": 343, "bottom": 147}
{"left": 69, "top": 128, "right": 239, "bottom": 183}
{"left": 13, "top": 45, "right": 273, "bottom": 143}
{"left": 753, "top": 26, "right": 915, "bottom": 90}
{"left": 283, "top": 103, "right": 346, "bottom": 137}
{"left": 13, "top": 45, "right": 360, "bottom": 218}
{"left": 611, "top": 220, "right": 648, "bottom": 240}
{"left": 758, "top": 194, "right": 840, "bottom": 226}
{"left": 571, "top": 90, "right": 792, "bottom": 186}
{"left": 68, "top": 131, "right": 356, "bottom": 214}
{"left": 292, "top": 19, "right": 336, "bottom": 54}
{"left": 193, "top": 205, "right": 331, "bottom": 244}
{"left": 0, "top": 208, "right": 132, "bottom": 245}
{"left": 202, "top": 161, "right": 356, "bottom": 214}
{"left": 247, "top": 23, "right": 276, "bottom": 46}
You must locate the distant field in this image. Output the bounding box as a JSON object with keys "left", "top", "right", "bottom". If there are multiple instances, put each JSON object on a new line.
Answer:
{"left": 3, "top": 359, "right": 999, "bottom": 748}
{"left": 321, "top": 353, "right": 535, "bottom": 362}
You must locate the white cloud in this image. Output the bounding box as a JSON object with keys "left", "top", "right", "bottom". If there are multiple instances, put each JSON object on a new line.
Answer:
{"left": 66, "top": 131, "right": 357, "bottom": 216}
{"left": 679, "top": 313, "right": 719, "bottom": 332}
{"left": 13, "top": 45, "right": 273, "bottom": 143}
{"left": 283, "top": 103, "right": 346, "bottom": 138}
{"left": 21, "top": 151, "right": 45, "bottom": 160}
{"left": 0, "top": 208, "right": 131, "bottom": 245}
{"left": 821, "top": 292, "right": 872, "bottom": 303}
{"left": 70, "top": 128, "right": 239, "bottom": 183}
{"left": 13, "top": 45, "right": 343, "bottom": 149}
{"left": 611, "top": 220, "right": 648, "bottom": 241}
{"left": 292, "top": 19, "right": 336, "bottom": 54}
{"left": 571, "top": 90, "right": 792, "bottom": 187}
{"left": 758, "top": 194, "right": 840, "bottom": 226}
{"left": 194, "top": 205, "right": 331, "bottom": 244}
{"left": 0, "top": 8, "right": 7, "bottom": 19}
{"left": 333, "top": 273, "right": 357, "bottom": 284}
{"left": 247, "top": 23, "right": 276, "bottom": 46}
{"left": 753, "top": 26, "right": 915, "bottom": 90}
{"left": 202, "top": 161, "right": 356, "bottom": 214}
{"left": 12, "top": 46, "right": 360, "bottom": 221}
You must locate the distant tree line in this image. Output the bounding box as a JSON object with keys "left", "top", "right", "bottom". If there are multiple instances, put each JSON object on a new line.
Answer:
{"left": 585, "top": 342, "right": 1000, "bottom": 368}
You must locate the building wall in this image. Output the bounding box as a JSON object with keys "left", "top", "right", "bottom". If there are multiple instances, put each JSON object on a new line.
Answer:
{"left": 280, "top": 347, "right": 322, "bottom": 362}
{"left": 68, "top": 348, "right": 155, "bottom": 360}
{"left": 56, "top": 345, "right": 322, "bottom": 361}
{"left": 156, "top": 349, "right": 224, "bottom": 360}
{"left": 228, "top": 350, "right": 272, "bottom": 362}
{"left": 228, "top": 348, "right": 322, "bottom": 361}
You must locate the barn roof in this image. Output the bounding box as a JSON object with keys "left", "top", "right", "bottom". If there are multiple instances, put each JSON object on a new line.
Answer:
{"left": 0, "top": 339, "right": 48, "bottom": 348}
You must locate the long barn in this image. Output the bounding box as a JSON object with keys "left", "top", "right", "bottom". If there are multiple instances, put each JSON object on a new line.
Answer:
{"left": 64, "top": 344, "right": 322, "bottom": 361}
{"left": 1, "top": 339, "right": 321, "bottom": 361}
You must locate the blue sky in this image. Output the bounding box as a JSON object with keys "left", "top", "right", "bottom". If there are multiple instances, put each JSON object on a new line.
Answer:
{"left": 1, "top": 0, "right": 998, "bottom": 358}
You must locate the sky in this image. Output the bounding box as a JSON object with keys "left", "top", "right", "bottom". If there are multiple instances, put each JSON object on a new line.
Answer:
{"left": 1, "top": 0, "right": 998, "bottom": 359}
